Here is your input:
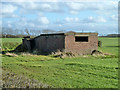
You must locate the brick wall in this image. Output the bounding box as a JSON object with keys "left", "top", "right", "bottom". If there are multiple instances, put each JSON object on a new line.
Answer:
{"left": 65, "top": 33, "right": 98, "bottom": 55}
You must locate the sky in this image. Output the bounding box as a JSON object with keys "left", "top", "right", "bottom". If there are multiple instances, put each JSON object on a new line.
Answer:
{"left": 0, "top": 0, "right": 119, "bottom": 35}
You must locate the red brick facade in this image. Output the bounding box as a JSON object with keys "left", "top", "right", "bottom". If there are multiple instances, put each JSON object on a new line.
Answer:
{"left": 65, "top": 33, "right": 98, "bottom": 55}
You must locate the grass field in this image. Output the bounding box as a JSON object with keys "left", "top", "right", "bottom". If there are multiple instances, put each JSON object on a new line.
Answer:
{"left": 1, "top": 37, "right": 119, "bottom": 88}
{"left": 1, "top": 38, "right": 22, "bottom": 51}
{"left": 98, "top": 37, "right": 118, "bottom": 56}
{"left": 2, "top": 38, "right": 22, "bottom": 43}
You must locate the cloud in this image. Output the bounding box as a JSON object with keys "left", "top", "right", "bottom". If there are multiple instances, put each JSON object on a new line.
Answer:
{"left": 2, "top": 16, "right": 50, "bottom": 30}
{"left": 109, "top": 15, "right": 118, "bottom": 21}
{"left": 64, "top": 16, "right": 106, "bottom": 23}
{"left": 38, "top": 17, "right": 50, "bottom": 24}
{"left": 54, "top": 19, "right": 64, "bottom": 24}
{"left": 65, "top": 17, "right": 79, "bottom": 23}
{"left": 69, "top": 10, "right": 79, "bottom": 14}
{"left": 14, "top": 2, "right": 64, "bottom": 14}
{"left": 66, "top": 1, "right": 118, "bottom": 14}
{"left": 58, "top": 24, "right": 62, "bottom": 27}
{"left": 67, "top": 3, "right": 84, "bottom": 11}
{"left": 97, "top": 17, "right": 106, "bottom": 23}
{"left": 83, "top": 16, "right": 95, "bottom": 23}
{"left": 83, "top": 16, "right": 106, "bottom": 23}
{"left": 1, "top": 0, "right": 59, "bottom": 2}
{"left": 28, "top": 23, "right": 35, "bottom": 27}
{"left": 1, "top": 1, "right": 118, "bottom": 35}
{"left": 1, "top": 4, "right": 17, "bottom": 14}
{"left": 2, "top": 14, "right": 18, "bottom": 18}
{"left": 56, "top": 22, "right": 118, "bottom": 35}
{"left": 1, "top": 3, "right": 18, "bottom": 18}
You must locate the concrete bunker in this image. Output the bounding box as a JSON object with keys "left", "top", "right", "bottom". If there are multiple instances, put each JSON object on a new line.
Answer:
{"left": 15, "top": 32, "right": 98, "bottom": 55}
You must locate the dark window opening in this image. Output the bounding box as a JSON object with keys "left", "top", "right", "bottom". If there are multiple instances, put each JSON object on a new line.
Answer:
{"left": 75, "top": 36, "right": 88, "bottom": 42}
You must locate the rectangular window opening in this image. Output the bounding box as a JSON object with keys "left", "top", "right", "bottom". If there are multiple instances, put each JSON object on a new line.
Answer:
{"left": 75, "top": 36, "right": 88, "bottom": 42}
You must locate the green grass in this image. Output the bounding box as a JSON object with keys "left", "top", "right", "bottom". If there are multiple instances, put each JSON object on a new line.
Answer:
{"left": 98, "top": 37, "right": 118, "bottom": 56}
{"left": 2, "top": 38, "right": 23, "bottom": 43}
{"left": 1, "top": 38, "right": 22, "bottom": 51}
{"left": 2, "top": 55, "right": 118, "bottom": 88}
{"left": 1, "top": 37, "right": 119, "bottom": 88}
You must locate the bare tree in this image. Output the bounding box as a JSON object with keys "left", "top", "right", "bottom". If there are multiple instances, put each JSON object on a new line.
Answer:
{"left": 25, "top": 29, "right": 30, "bottom": 36}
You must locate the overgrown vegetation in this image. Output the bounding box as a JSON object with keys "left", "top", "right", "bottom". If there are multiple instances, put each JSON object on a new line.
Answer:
{"left": 1, "top": 37, "right": 119, "bottom": 88}
{"left": 2, "top": 69, "right": 51, "bottom": 88}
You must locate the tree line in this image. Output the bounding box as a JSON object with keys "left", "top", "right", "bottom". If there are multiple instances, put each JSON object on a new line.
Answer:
{"left": 1, "top": 27, "right": 65, "bottom": 38}
{"left": 1, "top": 27, "right": 119, "bottom": 38}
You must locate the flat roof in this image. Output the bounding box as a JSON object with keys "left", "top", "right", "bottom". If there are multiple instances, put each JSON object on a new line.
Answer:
{"left": 40, "top": 32, "right": 98, "bottom": 36}
{"left": 34, "top": 32, "right": 98, "bottom": 39}
{"left": 40, "top": 33, "right": 65, "bottom": 36}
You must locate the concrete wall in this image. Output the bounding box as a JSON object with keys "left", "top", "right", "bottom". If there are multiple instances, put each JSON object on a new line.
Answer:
{"left": 34, "top": 35, "right": 65, "bottom": 54}
{"left": 21, "top": 33, "right": 98, "bottom": 55}
{"left": 65, "top": 33, "right": 98, "bottom": 55}
{"left": 22, "top": 38, "right": 31, "bottom": 52}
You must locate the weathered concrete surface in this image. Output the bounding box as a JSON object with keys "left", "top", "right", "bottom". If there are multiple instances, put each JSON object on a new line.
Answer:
{"left": 18, "top": 32, "right": 98, "bottom": 55}
{"left": 34, "top": 34, "right": 65, "bottom": 54}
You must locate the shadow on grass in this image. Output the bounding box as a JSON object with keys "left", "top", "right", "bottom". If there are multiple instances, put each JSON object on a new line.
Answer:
{"left": 105, "top": 46, "right": 120, "bottom": 47}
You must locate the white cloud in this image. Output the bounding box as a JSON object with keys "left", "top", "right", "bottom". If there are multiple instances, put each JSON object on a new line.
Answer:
{"left": 97, "top": 17, "right": 106, "bottom": 23}
{"left": 58, "top": 24, "right": 62, "bottom": 27}
{"left": 38, "top": 17, "right": 50, "bottom": 24}
{"left": 110, "top": 15, "right": 118, "bottom": 21}
{"left": 29, "top": 23, "right": 35, "bottom": 27}
{"left": 41, "top": 3, "right": 52, "bottom": 9}
{"left": 83, "top": 16, "right": 95, "bottom": 23}
{"left": 1, "top": 4, "right": 17, "bottom": 14}
{"left": 1, "top": 3, "right": 18, "bottom": 18}
{"left": 88, "top": 23, "right": 95, "bottom": 27}
{"left": 2, "top": 14, "right": 18, "bottom": 18}
{"left": 88, "top": 16, "right": 94, "bottom": 20}
{"left": 1, "top": 1, "right": 118, "bottom": 35}
{"left": 15, "top": 2, "right": 63, "bottom": 14}
{"left": 83, "top": 16, "right": 106, "bottom": 23}
{"left": 1, "top": 0, "right": 59, "bottom": 2}
{"left": 67, "top": 3, "right": 84, "bottom": 11}
{"left": 69, "top": 10, "right": 79, "bottom": 14}
{"left": 66, "top": 1, "right": 118, "bottom": 14}
{"left": 65, "top": 17, "right": 79, "bottom": 23}
{"left": 8, "top": 23, "right": 12, "bottom": 27}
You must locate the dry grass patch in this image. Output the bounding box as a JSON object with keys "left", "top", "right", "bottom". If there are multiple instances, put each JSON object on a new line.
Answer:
{"left": 5, "top": 52, "right": 18, "bottom": 57}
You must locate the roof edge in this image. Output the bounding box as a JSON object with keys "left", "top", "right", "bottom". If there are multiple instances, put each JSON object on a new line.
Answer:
{"left": 33, "top": 32, "right": 98, "bottom": 39}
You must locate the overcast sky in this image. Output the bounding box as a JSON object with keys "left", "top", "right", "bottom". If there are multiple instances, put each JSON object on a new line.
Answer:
{"left": 1, "top": 0, "right": 119, "bottom": 35}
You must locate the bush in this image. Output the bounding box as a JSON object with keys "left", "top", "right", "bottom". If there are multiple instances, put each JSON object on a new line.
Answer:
{"left": 98, "top": 41, "right": 102, "bottom": 47}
